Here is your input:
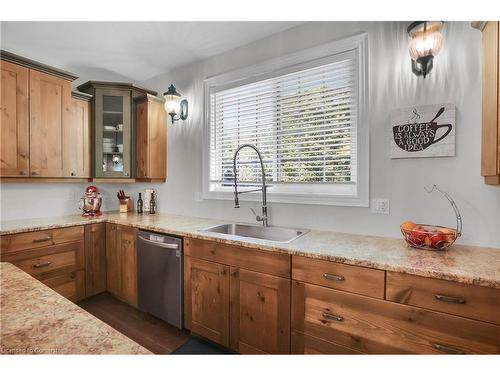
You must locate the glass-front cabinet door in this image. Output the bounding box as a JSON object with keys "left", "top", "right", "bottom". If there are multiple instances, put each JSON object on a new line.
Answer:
{"left": 94, "top": 89, "right": 131, "bottom": 178}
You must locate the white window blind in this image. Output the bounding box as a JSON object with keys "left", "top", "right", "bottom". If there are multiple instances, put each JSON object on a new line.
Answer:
{"left": 209, "top": 49, "right": 358, "bottom": 188}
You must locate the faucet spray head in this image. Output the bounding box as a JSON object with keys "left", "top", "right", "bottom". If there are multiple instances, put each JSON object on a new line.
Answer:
{"left": 234, "top": 193, "right": 240, "bottom": 208}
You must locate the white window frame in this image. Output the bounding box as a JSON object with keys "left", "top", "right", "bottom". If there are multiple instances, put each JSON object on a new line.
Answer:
{"left": 202, "top": 32, "right": 369, "bottom": 207}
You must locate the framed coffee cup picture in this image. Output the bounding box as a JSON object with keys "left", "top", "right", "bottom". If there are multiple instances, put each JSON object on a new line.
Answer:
{"left": 390, "top": 103, "right": 455, "bottom": 158}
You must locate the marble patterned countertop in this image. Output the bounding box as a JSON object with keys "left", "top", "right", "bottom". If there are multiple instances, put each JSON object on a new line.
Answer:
{"left": 0, "top": 262, "right": 150, "bottom": 354}
{"left": 1, "top": 212, "right": 500, "bottom": 289}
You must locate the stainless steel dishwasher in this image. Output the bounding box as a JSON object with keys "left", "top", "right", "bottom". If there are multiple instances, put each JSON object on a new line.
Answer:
{"left": 137, "top": 230, "right": 183, "bottom": 329}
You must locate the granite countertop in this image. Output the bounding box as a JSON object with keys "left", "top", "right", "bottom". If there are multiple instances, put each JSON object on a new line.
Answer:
{"left": 0, "top": 262, "right": 150, "bottom": 354}
{"left": 1, "top": 212, "right": 500, "bottom": 289}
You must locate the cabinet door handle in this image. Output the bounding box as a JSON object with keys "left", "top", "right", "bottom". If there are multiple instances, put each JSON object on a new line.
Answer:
{"left": 19, "top": 170, "right": 28, "bottom": 175}
{"left": 323, "top": 273, "right": 345, "bottom": 282}
{"left": 432, "top": 343, "right": 465, "bottom": 354}
{"left": 31, "top": 171, "right": 39, "bottom": 176}
{"left": 434, "top": 294, "right": 466, "bottom": 304}
{"left": 33, "top": 236, "right": 51, "bottom": 243}
{"left": 33, "top": 260, "right": 51, "bottom": 269}
{"left": 322, "top": 312, "right": 343, "bottom": 321}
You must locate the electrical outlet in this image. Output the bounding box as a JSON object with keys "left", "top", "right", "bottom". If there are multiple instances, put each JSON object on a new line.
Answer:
{"left": 371, "top": 198, "right": 390, "bottom": 215}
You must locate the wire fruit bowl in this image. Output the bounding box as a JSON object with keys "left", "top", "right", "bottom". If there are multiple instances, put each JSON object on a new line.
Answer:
{"left": 400, "top": 185, "right": 462, "bottom": 251}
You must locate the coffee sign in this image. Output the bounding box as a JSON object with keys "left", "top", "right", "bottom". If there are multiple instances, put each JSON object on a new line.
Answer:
{"left": 390, "top": 103, "right": 455, "bottom": 158}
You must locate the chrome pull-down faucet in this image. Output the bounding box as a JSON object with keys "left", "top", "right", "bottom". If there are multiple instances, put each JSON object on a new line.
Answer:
{"left": 233, "top": 144, "right": 269, "bottom": 227}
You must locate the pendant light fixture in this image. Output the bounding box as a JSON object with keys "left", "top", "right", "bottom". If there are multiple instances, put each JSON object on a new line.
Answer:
{"left": 407, "top": 21, "right": 444, "bottom": 78}
{"left": 163, "top": 84, "right": 188, "bottom": 123}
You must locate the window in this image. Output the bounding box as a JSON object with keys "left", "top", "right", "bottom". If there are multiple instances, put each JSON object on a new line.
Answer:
{"left": 203, "top": 33, "right": 368, "bottom": 206}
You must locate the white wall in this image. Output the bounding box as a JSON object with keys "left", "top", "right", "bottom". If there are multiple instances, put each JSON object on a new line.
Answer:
{"left": 1, "top": 21, "right": 499, "bottom": 248}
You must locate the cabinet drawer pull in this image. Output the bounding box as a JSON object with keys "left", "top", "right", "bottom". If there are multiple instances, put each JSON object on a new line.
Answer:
{"left": 434, "top": 294, "right": 466, "bottom": 304}
{"left": 432, "top": 343, "right": 465, "bottom": 354}
{"left": 323, "top": 273, "right": 345, "bottom": 282}
{"left": 322, "top": 312, "right": 343, "bottom": 321}
{"left": 33, "top": 236, "right": 52, "bottom": 243}
{"left": 33, "top": 260, "right": 51, "bottom": 269}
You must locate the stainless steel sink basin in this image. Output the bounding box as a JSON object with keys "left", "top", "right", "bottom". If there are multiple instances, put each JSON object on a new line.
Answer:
{"left": 203, "top": 223, "right": 308, "bottom": 243}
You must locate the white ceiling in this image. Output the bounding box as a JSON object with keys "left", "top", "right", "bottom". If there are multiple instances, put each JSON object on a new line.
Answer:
{"left": 0, "top": 21, "right": 302, "bottom": 83}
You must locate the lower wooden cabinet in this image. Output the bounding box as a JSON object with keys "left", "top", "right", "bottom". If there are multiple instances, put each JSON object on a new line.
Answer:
{"left": 0, "top": 226, "right": 86, "bottom": 302}
{"left": 291, "top": 331, "right": 361, "bottom": 354}
{"left": 106, "top": 223, "right": 138, "bottom": 306}
{"left": 291, "top": 281, "right": 500, "bottom": 354}
{"left": 84, "top": 223, "right": 107, "bottom": 297}
{"left": 184, "top": 238, "right": 292, "bottom": 354}
{"left": 40, "top": 269, "right": 85, "bottom": 302}
{"left": 230, "top": 267, "right": 290, "bottom": 354}
{"left": 185, "top": 256, "right": 230, "bottom": 346}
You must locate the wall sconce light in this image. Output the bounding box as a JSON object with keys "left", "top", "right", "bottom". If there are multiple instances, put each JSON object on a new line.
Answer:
{"left": 407, "top": 21, "right": 444, "bottom": 78}
{"left": 163, "top": 84, "right": 188, "bottom": 123}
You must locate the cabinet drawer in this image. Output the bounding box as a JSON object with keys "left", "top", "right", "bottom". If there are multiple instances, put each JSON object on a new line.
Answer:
{"left": 291, "top": 331, "right": 362, "bottom": 354}
{"left": 2, "top": 241, "right": 84, "bottom": 277}
{"left": 292, "top": 281, "right": 500, "bottom": 354}
{"left": 386, "top": 272, "right": 500, "bottom": 325}
{"left": 185, "top": 237, "right": 290, "bottom": 278}
{"left": 292, "top": 256, "right": 385, "bottom": 298}
{"left": 39, "top": 270, "right": 85, "bottom": 302}
{"left": 0, "top": 226, "right": 84, "bottom": 254}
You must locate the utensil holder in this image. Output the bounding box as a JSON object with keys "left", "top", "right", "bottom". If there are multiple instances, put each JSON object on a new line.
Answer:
{"left": 119, "top": 198, "right": 132, "bottom": 213}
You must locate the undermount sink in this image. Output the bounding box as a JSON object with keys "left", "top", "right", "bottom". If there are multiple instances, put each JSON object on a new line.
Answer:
{"left": 203, "top": 223, "right": 309, "bottom": 243}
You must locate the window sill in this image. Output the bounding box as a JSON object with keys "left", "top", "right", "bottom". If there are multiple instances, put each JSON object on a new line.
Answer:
{"left": 202, "top": 190, "right": 369, "bottom": 207}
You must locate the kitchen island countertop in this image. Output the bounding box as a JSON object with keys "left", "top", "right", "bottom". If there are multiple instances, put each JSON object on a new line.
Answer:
{"left": 1, "top": 212, "right": 499, "bottom": 289}
{"left": 0, "top": 262, "right": 150, "bottom": 354}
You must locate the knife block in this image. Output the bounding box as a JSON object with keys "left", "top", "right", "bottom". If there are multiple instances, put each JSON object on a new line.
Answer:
{"left": 119, "top": 198, "right": 132, "bottom": 213}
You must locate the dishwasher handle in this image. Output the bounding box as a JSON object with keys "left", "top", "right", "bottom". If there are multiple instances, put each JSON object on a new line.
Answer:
{"left": 138, "top": 235, "right": 179, "bottom": 249}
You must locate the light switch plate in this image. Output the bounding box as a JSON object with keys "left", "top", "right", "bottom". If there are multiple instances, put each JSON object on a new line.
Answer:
{"left": 371, "top": 198, "right": 390, "bottom": 215}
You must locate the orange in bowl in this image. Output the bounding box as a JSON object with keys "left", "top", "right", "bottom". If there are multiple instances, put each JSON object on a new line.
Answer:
{"left": 400, "top": 220, "right": 417, "bottom": 231}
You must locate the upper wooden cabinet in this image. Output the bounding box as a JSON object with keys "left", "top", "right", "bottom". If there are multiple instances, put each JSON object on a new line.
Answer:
{"left": 64, "top": 93, "right": 92, "bottom": 178}
{"left": 0, "top": 50, "right": 90, "bottom": 180}
{"left": 479, "top": 21, "right": 500, "bottom": 185}
{"left": 0, "top": 60, "right": 29, "bottom": 177}
{"left": 29, "top": 70, "right": 72, "bottom": 177}
{"left": 135, "top": 94, "right": 167, "bottom": 181}
{"left": 77, "top": 81, "right": 160, "bottom": 180}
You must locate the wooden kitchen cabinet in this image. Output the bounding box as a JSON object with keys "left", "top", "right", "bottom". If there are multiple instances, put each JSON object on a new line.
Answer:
{"left": 0, "top": 60, "right": 29, "bottom": 177}
{"left": 29, "top": 69, "right": 72, "bottom": 177}
{"left": 64, "top": 93, "right": 92, "bottom": 178}
{"left": 291, "top": 281, "right": 500, "bottom": 354}
{"left": 479, "top": 21, "right": 500, "bottom": 184}
{"left": 0, "top": 226, "right": 86, "bottom": 302}
{"left": 1, "top": 50, "right": 93, "bottom": 182}
{"left": 135, "top": 94, "right": 167, "bottom": 181}
{"left": 106, "top": 223, "right": 122, "bottom": 297}
{"left": 185, "top": 256, "right": 230, "bottom": 346}
{"left": 78, "top": 81, "right": 158, "bottom": 180}
{"left": 84, "top": 223, "right": 107, "bottom": 297}
{"left": 184, "top": 238, "right": 291, "bottom": 353}
{"left": 106, "top": 223, "right": 138, "bottom": 306}
{"left": 229, "top": 267, "right": 290, "bottom": 354}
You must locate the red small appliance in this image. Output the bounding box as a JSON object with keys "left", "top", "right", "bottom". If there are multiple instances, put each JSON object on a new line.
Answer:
{"left": 79, "top": 186, "right": 103, "bottom": 217}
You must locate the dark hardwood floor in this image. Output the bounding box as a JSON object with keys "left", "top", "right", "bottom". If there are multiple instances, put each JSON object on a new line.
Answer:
{"left": 78, "top": 292, "right": 189, "bottom": 354}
